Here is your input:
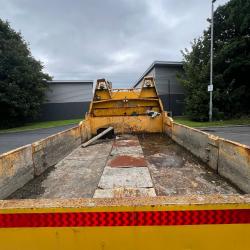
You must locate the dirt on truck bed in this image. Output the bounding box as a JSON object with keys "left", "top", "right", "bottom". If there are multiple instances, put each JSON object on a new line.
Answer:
{"left": 8, "top": 134, "right": 241, "bottom": 199}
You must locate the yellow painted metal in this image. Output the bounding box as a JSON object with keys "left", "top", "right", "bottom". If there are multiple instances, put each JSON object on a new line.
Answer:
{"left": 0, "top": 202, "right": 249, "bottom": 250}
{"left": 88, "top": 115, "right": 164, "bottom": 134}
{"left": 85, "top": 77, "right": 170, "bottom": 135}
{"left": 92, "top": 99, "right": 160, "bottom": 108}
{"left": 111, "top": 90, "right": 140, "bottom": 99}
{"left": 1, "top": 225, "right": 249, "bottom": 250}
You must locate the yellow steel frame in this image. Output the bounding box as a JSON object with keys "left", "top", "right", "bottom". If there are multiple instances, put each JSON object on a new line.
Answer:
{"left": 85, "top": 77, "right": 168, "bottom": 135}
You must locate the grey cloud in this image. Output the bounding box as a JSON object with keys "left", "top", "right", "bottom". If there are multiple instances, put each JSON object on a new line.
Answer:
{"left": 0, "top": 0, "right": 229, "bottom": 87}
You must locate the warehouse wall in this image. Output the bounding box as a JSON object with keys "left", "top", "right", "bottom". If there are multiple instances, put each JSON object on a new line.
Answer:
{"left": 155, "top": 65, "right": 185, "bottom": 116}
{"left": 135, "top": 64, "right": 185, "bottom": 116}
{"left": 39, "top": 81, "right": 93, "bottom": 121}
{"left": 45, "top": 82, "right": 93, "bottom": 103}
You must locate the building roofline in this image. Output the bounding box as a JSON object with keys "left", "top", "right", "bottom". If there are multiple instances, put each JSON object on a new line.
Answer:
{"left": 133, "top": 61, "right": 183, "bottom": 88}
{"left": 47, "top": 80, "right": 93, "bottom": 85}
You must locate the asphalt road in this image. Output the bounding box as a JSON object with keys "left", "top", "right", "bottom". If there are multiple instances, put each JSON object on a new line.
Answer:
{"left": 0, "top": 124, "right": 77, "bottom": 154}
{"left": 201, "top": 125, "right": 250, "bottom": 146}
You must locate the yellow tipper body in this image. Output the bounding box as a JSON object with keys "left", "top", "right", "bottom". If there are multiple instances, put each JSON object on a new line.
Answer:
{"left": 0, "top": 77, "right": 249, "bottom": 250}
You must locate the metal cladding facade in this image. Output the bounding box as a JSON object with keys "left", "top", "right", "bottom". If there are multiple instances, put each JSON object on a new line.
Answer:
{"left": 40, "top": 80, "right": 93, "bottom": 121}
{"left": 134, "top": 61, "right": 185, "bottom": 116}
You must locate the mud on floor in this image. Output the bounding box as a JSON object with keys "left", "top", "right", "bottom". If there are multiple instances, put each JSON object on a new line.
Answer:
{"left": 139, "top": 134, "right": 241, "bottom": 196}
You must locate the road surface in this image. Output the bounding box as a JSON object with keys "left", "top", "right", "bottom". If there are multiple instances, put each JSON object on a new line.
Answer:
{"left": 0, "top": 124, "right": 77, "bottom": 154}
{"left": 201, "top": 126, "right": 250, "bottom": 146}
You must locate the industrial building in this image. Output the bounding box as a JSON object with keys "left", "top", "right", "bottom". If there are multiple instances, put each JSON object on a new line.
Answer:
{"left": 40, "top": 61, "right": 184, "bottom": 121}
{"left": 133, "top": 61, "right": 185, "bottom": 116}
{"left": 40, "top": 80, "right": 93, "bottom": 121}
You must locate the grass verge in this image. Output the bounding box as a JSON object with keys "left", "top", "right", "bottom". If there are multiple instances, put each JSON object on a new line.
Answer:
{"left": 0, "top": 119, "right": 82, "bottom": 133}
{"left": 173, "top": 117, "right": 250, "bottom": 128}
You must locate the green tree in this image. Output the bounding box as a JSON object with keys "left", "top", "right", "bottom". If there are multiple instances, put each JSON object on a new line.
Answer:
{"left": 0, "top": 19, "right": 51, "bottom": 128}
{"left": 180, "top": 0, "right": 250, "bottom": 121}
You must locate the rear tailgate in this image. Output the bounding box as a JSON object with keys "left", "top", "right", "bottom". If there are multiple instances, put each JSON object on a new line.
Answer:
{"left": 0, "top": 195, "right": 249, "bottom": 250}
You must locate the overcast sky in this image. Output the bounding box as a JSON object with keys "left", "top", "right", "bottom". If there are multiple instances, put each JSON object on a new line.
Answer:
{"left": 0, "top": 0, "right": 229, "bottom": 87}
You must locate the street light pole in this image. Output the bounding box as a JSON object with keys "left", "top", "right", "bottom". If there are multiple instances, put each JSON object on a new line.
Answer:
{"left": 209, "top": 0, "right": 216, "bottom": 122}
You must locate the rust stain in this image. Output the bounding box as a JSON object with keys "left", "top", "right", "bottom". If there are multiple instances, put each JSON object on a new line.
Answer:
{"left": 108, "top": 155, "right": 147, "bottom": 168}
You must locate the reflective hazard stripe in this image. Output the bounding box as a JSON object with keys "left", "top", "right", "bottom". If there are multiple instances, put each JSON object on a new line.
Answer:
{"left": 0, "top": 209, "right": 249, "bottom": 228}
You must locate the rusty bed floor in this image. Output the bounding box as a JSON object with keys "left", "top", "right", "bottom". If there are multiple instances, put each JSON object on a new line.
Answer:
{"left": 8, "top": 134, "right": 241, "bottom": 199}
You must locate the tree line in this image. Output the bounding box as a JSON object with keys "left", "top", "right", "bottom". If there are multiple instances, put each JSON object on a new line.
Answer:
{"left": 0, "top": 20, "right": 51, "bottom": 128}
{"left": 179, "top": 0, "right": 250, "bottom": 121}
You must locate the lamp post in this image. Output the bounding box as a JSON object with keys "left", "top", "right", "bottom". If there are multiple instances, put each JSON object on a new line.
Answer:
{"left": 209, "top": 0, "right": 216, "bottom": 122}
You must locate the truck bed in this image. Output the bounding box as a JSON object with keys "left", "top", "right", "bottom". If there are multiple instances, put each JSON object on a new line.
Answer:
{"left": 1, "top": 78, "right": 249, "bottom": 250}
{"left": 8, "top": 134, "right": 240, "bottom": 199}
